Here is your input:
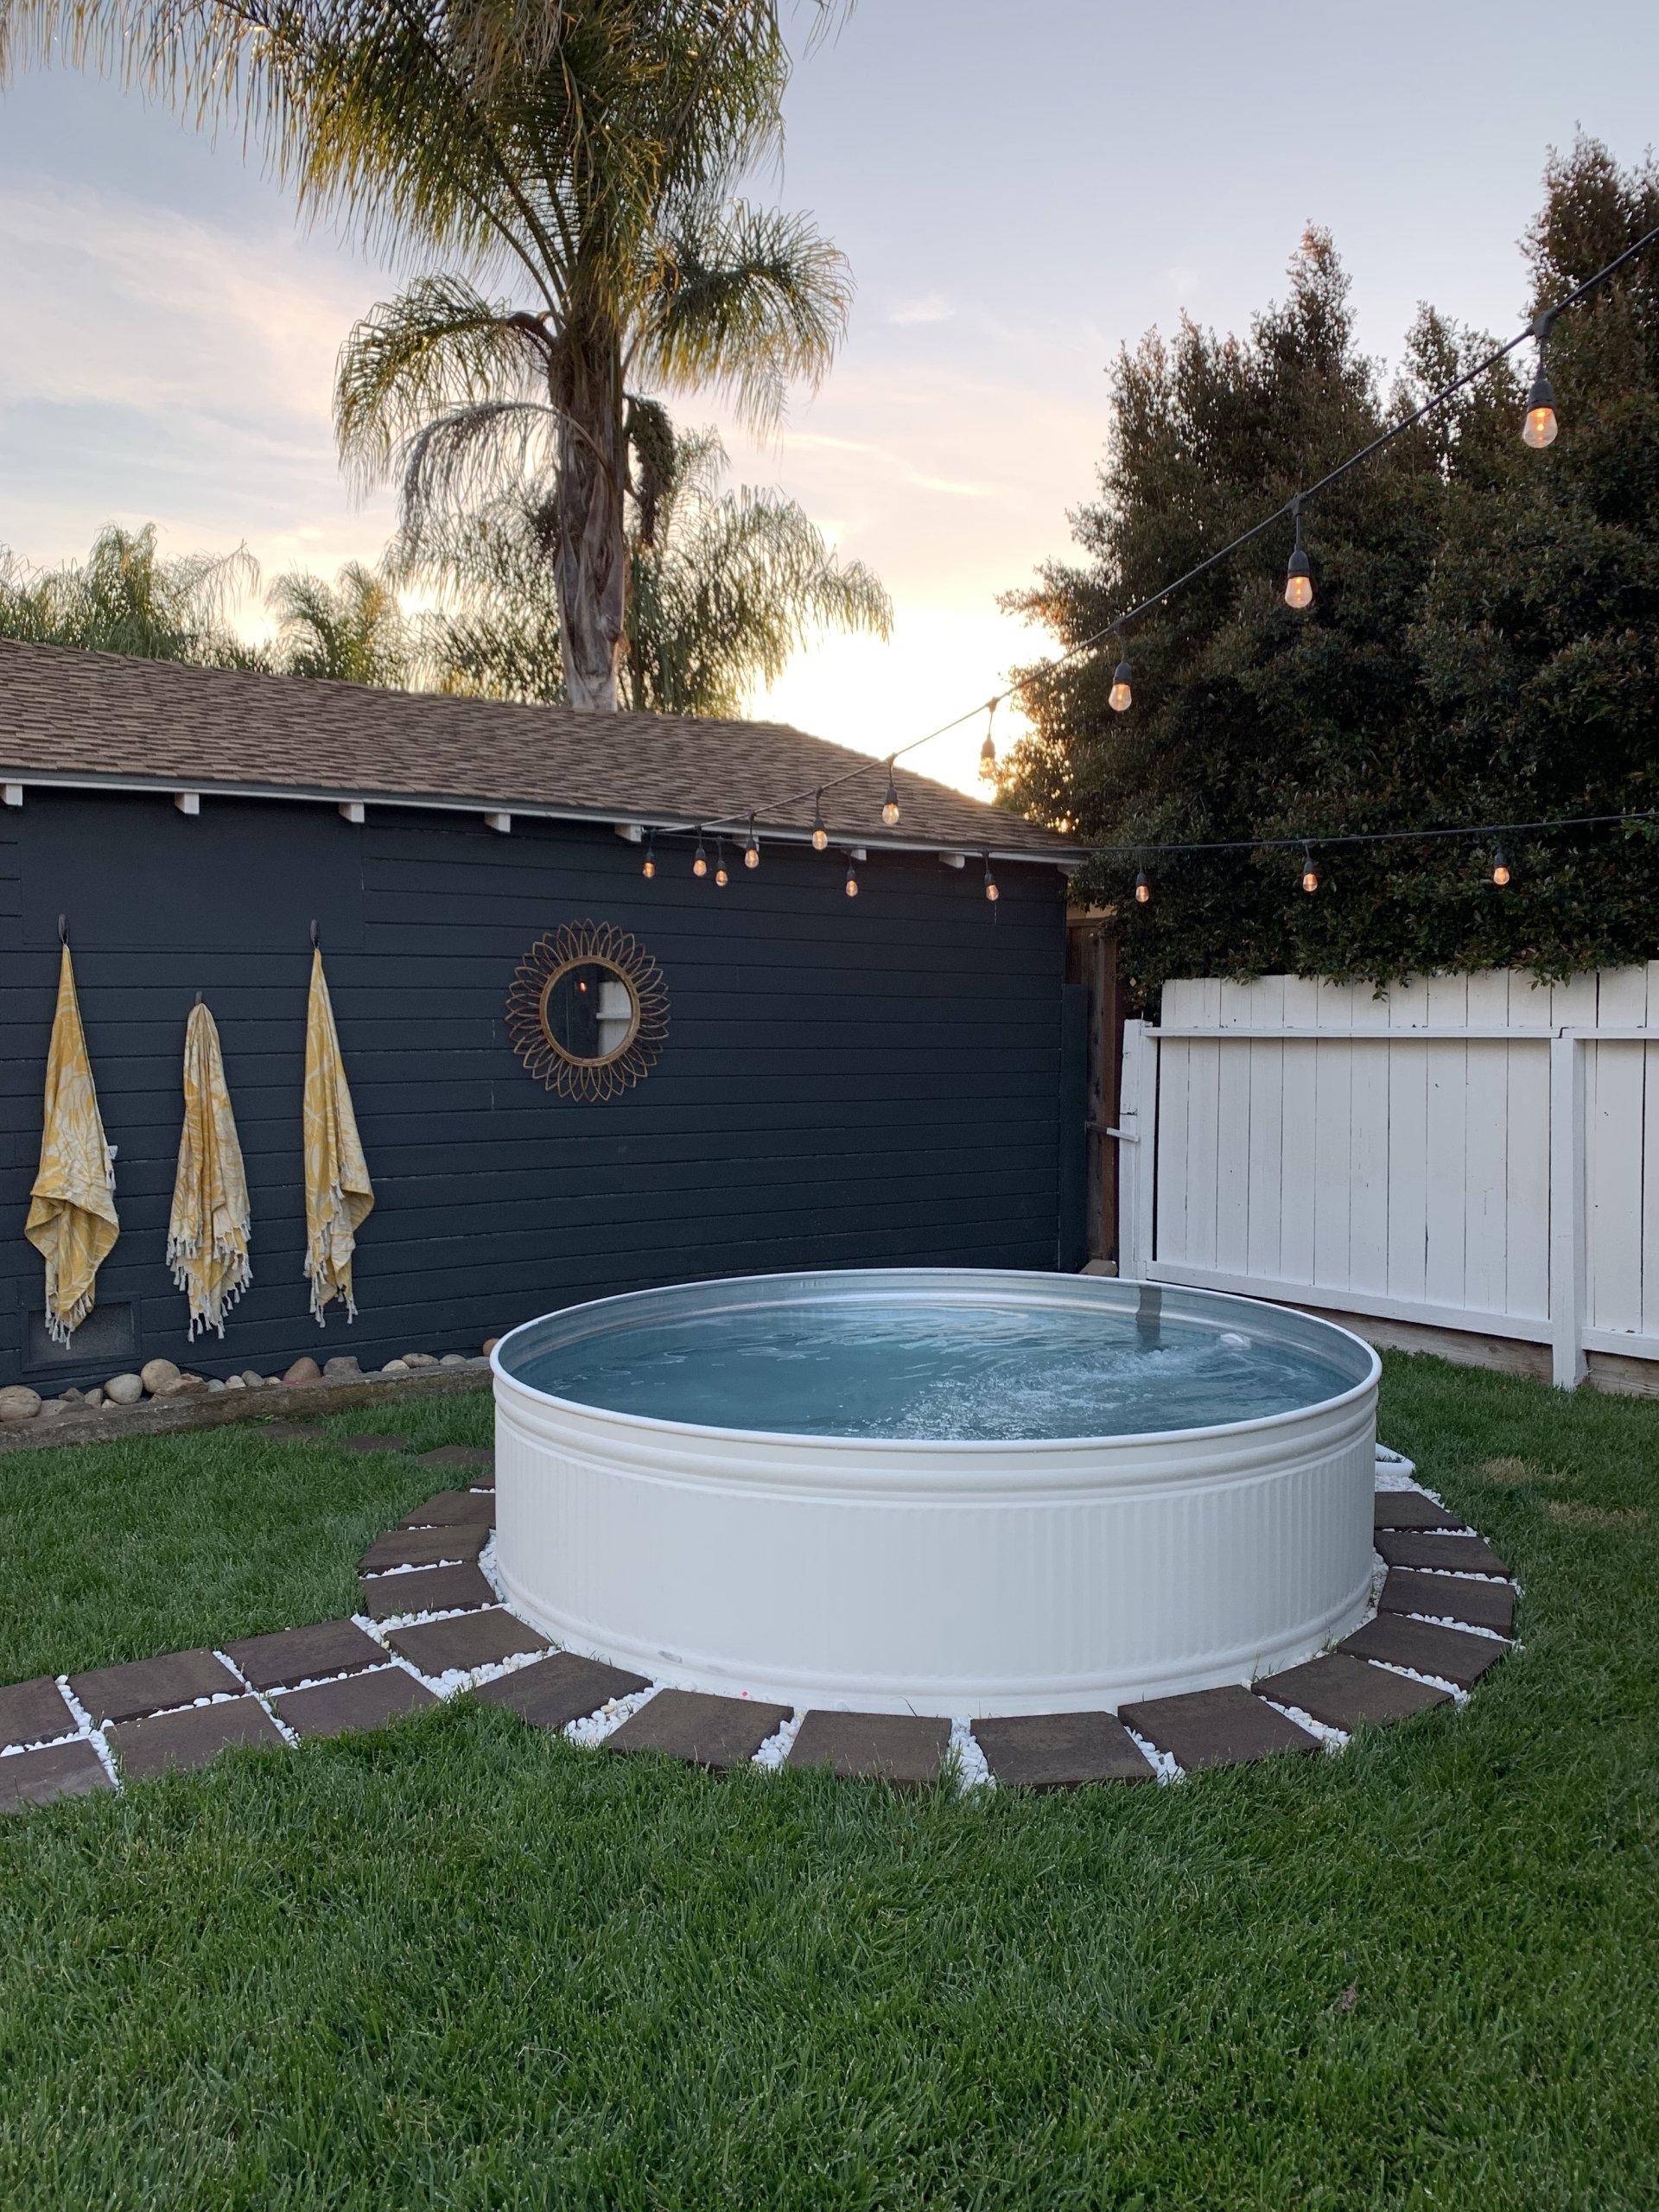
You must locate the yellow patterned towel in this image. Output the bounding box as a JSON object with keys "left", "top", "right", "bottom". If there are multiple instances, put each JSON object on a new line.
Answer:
{"left": 26, "top": 944, "right": 118, "bottom": 1344}
{"left": 302, "top": 945, "right": 374, "bottom": 1322}
{"left": 167, "top": 1001, "right": 251, "bottom": 1339}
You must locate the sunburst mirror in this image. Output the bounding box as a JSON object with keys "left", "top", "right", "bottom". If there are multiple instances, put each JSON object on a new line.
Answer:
{"left": 507, "top": 921, "right": 670, "bottom": 1103}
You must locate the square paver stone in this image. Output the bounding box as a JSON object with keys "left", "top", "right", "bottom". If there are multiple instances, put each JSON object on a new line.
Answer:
{"left": 0, "top": 1738, "right": 111, "bottom": 1814}
{"left": 387, "top": 1608, "right": 550, "bottom": 1675}
{"left": 972, "top": 1710, "right": 1154, "bottom": 1789}
{"left": 474, "top": 1650, "right": 651, "bottom": 1730}
{"left": 1253, "top": 1652, "right": 1451, "bottom": 1730}
{"left": 787, "top": 1710, "right": 951, "bottom": 1786}
{"left": 358, "top": 1562, "right": 495, "bottom": 1620}
{"left": 1374, "top": 1490, "right": 1466, "bottom": 1531}
{"left": 607, "top": 1690, "right": 791, "bottom": 1771}
{"left": 1338, "top": 1614, "right": 1509, "bottom": 1689}
{"left": 222, "top": 1618, "right": 387, "bottom": 1693}
{"left": 0, "top": 1675, "right": 75, "bottom": 1750}
{"left": 110, "top": 1696, "right": 285, "bottom": 1781}
{"left": 397, "top": 1490, "right": 496, "bottom": 1530}
{"left": 334, "top": 1432, "right": 411, "bottom": 1455}
{"left": 1381, "top": 1568, "right": 1516, "bottom": 1633}
{"left": 416, "top": 1446, "right": 494, "bottom": 1472}
{"left": 274, "top": 1666, "right": 439, "bottom": 1738}
{"left": 1376, "top": 1529, "right": 1507, "bottom": 1575}
{"left": 359, "top": 1523, "right": 486, "bottom": 1573}
{"left": 1117, "top": 1685, "right": 1319, "bottom": 1771}
{"left": 69, "top": 1648, "right": 240, "bottom": 1727}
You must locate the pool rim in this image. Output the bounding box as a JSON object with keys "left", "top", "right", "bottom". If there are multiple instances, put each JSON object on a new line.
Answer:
{"left": 489, "top": 1266, "right": 1382, "bottom": 1453}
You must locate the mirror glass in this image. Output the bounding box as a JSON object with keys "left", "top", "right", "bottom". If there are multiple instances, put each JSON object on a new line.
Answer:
{"left": 540, "top": 961, "right": 639, "bottom": 1065}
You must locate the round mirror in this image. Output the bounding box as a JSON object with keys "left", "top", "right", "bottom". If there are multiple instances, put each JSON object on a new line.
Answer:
{"left": 540, "top": 959, "right": 640, "bottom": 1065}
{"left": 507, "top": 922, "right": 670, "bottom": 1103}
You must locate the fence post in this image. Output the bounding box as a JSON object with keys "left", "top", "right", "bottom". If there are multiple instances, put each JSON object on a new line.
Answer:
{"left": 1549, "top": 1032, "right": 1588, "bottom": 1389}
{"left": 1115, "top": 1020, "right": 1155, "bottom": 1279}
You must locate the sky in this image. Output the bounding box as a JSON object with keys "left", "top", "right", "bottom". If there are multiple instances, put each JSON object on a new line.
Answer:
{"left": 1, "top": 2, "right": 1656, "bottom": 795}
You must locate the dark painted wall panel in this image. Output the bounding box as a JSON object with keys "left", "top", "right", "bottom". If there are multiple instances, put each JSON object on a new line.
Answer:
{"left": 1, "top": 790, "right": 1071, "bottom": 1385}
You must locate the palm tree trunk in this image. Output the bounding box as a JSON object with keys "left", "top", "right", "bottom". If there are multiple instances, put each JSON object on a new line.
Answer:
{"left": 555, "top": 327, "right": 628, "bottom": 712}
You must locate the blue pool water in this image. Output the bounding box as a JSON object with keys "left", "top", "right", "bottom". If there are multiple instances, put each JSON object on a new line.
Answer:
{"left": 508, "top": 1293, "right": 1363, "bottom": 1441}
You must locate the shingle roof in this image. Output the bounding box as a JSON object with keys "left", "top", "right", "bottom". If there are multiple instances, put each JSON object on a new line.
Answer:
{"left": 0, "top": 638, "right": 1077, "bottom": 862}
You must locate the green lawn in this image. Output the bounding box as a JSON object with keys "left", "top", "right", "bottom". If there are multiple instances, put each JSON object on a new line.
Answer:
{"left": 1, "top": 1357, "right": 1656, "bottom": 2210}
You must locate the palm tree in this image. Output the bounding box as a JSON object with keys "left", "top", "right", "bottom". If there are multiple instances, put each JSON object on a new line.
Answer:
{"left": 3, "top": 1, "right": 853, "bottom": 709}
{"left": 408, "top": 425, "right": 892, "bottom": 715}
{"left": 0, "top": 523, "right": 257, "bottom": 663}
{"left": 268, "top": 561, "right": 414, "bottom": 686}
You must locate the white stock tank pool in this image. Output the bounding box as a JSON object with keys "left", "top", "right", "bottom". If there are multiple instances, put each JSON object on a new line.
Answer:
{"left": 492, "top": 1269, "right": 1382, "bottom": 1715}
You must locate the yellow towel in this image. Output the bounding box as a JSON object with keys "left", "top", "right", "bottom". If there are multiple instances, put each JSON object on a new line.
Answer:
{"left": 302, "top": 945, "right": 374, "bottom": 1322}
{"left": 167, "top": 1001, "right": 251, "bottom": 1338}
{"left": 25, "top": 944, "right": 119, "bottom": 1344}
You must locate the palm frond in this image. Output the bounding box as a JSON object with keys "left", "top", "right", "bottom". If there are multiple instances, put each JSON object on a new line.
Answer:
{"left": 267, "top": 560, "right": 413, "bottom": 685}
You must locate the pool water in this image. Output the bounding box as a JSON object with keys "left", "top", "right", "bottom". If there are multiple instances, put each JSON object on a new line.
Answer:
{"left": 512, "top": 1294, "right": 1361, "bottom": 1441}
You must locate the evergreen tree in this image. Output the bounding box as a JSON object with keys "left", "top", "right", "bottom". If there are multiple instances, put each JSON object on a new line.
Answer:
{"left": 1003, "top": 139, "right": 1659, "bottom": 995}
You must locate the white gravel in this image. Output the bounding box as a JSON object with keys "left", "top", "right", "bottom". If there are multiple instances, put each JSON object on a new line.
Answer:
{"left": 948, "top": 1716, "right": 993, "bottom": 1790}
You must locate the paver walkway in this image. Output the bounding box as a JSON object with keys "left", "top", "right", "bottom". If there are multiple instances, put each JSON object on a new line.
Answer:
{"left": 0, "top": 1437, "right": 1516, "bottom": 1811}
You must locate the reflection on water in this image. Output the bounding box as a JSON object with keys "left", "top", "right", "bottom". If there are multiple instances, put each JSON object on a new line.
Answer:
{"left": 516, "top": 1300, "right": 1356, "bottom": 1441}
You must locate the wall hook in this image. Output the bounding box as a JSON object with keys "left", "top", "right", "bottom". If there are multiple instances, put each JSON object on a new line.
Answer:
{"left": 194, "top": 990, "right": 204, "bottom": 1006}
{"left": 57, "top": 914, "right": 67, "bottom": 945}
{"left": 309, "top": 919, "right": 320, "bottom": 949}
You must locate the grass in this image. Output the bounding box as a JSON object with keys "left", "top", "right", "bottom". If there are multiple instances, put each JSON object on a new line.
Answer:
{"left": 1, "top": 1355, "right": 1656, "bottom": 2209}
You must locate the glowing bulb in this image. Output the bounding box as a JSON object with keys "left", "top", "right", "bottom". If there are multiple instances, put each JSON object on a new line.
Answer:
{"left": 1284, "top": 564, "right": 1314, "bottom": 611}
{"left": 1522, "top": 365, "right": 1558, "bottom": 448}
{"left": 641, "top": 836, "right": 656, "bottom": 880}
{"left": 1300, "top": 848, "right": 1320, "bottom": 894}
{"left": 844, "top": 860, "right": 859, "bottom": 899}
{"left": 882, "top": 763, "right": 900, "bottom": 826}
{"left": 983, "top": 855, "right": 999, "bottom": 903}
{"left": 1109, "top": 653, "right": 1133, "bottom": 713}
{"left": 1134, "top": 869, "right": 1151, "bottom": 906}
{"left": 1492, "top": 844, "right": 1511, "bottom": 887}
{"left": 978, "top": 699, "right": 998, "bottom": 781}
{"left": 811, "top": 791, "right": 828, "bottom": 851}
{"left": 692, "top": 835, "right": 708, "bottom": 879}
{"left": 715, "top": 839, "right": 728, "bottom": 887}
{"left": 744, "top": 817, "right": 760, "bottom": 869}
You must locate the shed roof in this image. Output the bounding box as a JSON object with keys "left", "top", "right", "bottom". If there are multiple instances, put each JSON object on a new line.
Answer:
{"left": 0, "top": 638, "right": 1077, "bottom": 863}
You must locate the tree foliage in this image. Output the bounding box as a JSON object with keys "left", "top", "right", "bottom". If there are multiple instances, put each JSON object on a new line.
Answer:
{"left": 266, "top": 561, "right": 414, "bottom": 686}
{"left": 1, "top": 0, "right": 854, "bottom": 709}
{"left": 0, "top": 524, "right": 258, "bottom": 664}
{"left": 1002, "top": 138, "right": 1659, "bottom": 997}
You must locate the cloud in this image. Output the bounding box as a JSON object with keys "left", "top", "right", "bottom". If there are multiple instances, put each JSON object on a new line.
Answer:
{"left": 888, "top": 290, "right": 955, "bottom": 326}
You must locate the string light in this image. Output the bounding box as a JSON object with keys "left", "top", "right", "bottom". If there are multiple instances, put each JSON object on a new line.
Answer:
{"left": 641, "top": 832, "right": 656, "bottom": 880}
{"left": 983, "top": 854, "right": 999, "bottom": 904}
{"left": 1109, "top": 639, "right": 1133, "bottom": 714}
{"left": 1300, "top": 844, "right": 1321, "bottom": 894}
{"left": 811, "top": 791, "right": 828, "bottom": 851}
{"left": 979, "top": 699, "right": 998, "bottom": 782}
{"left": 1135, "top": 868, "right": 1152, "bottom": 905}
{"left": 715, "top": 836, "right": 729, "bottom": 887}
{"left": 1492, "top": 843, "right": 1511, "bottom": 887}
{"left": 1522, "top": 313, "right": 1559, "bottom": 448}
{"left": 692, "top": 831, "right": 708, "bottom": 879}
{"left": 744, "top": 816, "right": 760, "bottom": 869}
{"left": 881, "top": 761, "right": 901, "bottom": 826}
{"left": 1284, "top": 500, "right": 1314, "bottom": 610}
{"left": 844, "top": 856, "right": 859, "bottom": 899}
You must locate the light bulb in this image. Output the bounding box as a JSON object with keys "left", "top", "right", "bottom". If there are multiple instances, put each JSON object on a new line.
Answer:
{"left": 844, "top": 860, "right": 859, "bottom": 899}
{"left": 978, "top": 699, "right": 998, "bottom": 781}
{"left": 641, "top": 836, "right": 656, "bottom": 880}
{"left": 715, "top": 840, "right": 728, "bottom": 887}
{"left": 983, "top": 855, "right": 999, "bottom": 904}
{"left": 692, "top": 835, "right": 708, "bottom": 879}
{"left": 1522, "top": 365, "right": 1558, "bottom": 448}
{"left": 744, "top": 817, "right": 760, "bottom": 869}
{"left": 1492, "top": 845, "right": 1511, "bottom": 887}
{"left": 1285, "top": 508, "right": 1313, "bottom": 609}
{"left": 1300, "top": 848, "right": 1320, "bottom": 894}
{"left": 1134, "top": 869, "right": 1151, "bottom": 906}
{"left": 811, "top": 791, "right": 828, "bottom": 851}
{"left": 1109, "top": 653, "right": 1133, "bottom": 713}
{"left": 882, "top": 763, "right": 900, "bottom": 826}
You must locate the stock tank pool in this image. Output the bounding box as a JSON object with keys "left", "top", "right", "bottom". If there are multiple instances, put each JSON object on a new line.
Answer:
{"left": 492, "top": 1270, "right": 1381, "bottom": 1715}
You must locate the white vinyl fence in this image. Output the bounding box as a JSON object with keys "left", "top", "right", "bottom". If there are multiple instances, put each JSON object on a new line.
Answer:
{"left": 1116, "top": 967, "right": 1659, "bottom": 1387}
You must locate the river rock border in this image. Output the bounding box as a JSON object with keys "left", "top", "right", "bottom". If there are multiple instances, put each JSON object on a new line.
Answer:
{"left": 0, "top": 1439, "right": 1516, "bottom": 1811}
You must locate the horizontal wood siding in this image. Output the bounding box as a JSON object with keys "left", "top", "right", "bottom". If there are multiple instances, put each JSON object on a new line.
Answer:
{"left": 0, "top": 791, "right": 1068, "bottom": 1384}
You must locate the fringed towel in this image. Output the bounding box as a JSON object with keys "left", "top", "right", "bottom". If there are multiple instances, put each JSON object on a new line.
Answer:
{"left": 168, "top": 1001, "right": 251, "bottom": 1338}
{"left": 25, "top": 944, "right": 118, "bottom": 1344}
{"left": 302, "top": 945, "right": 374, "bottom": 1323}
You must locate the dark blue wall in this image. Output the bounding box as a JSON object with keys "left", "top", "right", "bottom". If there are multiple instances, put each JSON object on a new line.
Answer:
{"left": 0, "top": 790, "right": 1073, "bottom": 1387}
